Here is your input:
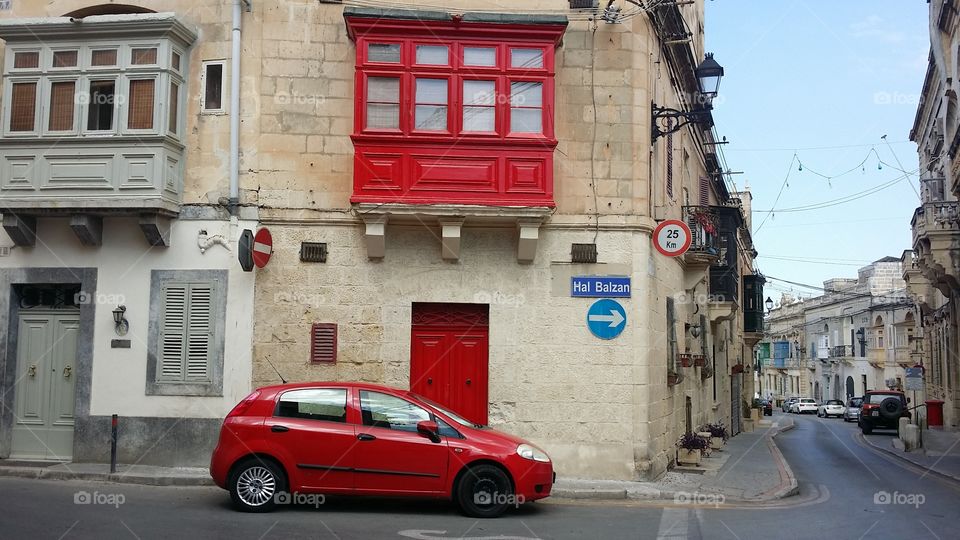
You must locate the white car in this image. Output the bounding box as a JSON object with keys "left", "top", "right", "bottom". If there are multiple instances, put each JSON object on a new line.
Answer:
{"left": 790, "top": 398, "right": 818, "bottom": 414}
{"left": 817, "top": 399, "right": 845, "bottom": 418}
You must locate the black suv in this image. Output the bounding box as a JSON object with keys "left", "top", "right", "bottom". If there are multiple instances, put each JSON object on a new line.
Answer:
{"left": 858, "top": 390, "right": 911, "bottom": 434}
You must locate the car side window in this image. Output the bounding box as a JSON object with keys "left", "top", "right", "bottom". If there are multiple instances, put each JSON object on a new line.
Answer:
{"left": 276, "top": 388, "right": 348, "bottom": 423}
{"left": 359, "top": 390, "right": 431, "bottom": 433}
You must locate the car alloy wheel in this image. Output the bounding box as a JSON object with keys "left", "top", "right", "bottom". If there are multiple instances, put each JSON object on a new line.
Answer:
{"left": 456, "top": 464, "right": 514, "bottom": 518}
{"left": 229, "top": 459, "right": 286, "bottom": 513}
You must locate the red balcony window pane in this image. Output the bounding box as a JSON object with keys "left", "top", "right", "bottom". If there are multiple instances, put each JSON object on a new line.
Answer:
{"left": 463, "top": 80, "right": 495, "bottom": 132}
{"left": 366, "top": 76, "right": 400, "bottom": 129}
{"left": 415, "top": 78, "right": 448, "bottom": 131}
{"left": 510, "top": 81, "right": 542, "bottom": 134}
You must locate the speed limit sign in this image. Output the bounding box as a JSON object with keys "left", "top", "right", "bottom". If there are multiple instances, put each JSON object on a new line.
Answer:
{"left": 653, "top": 219, "right": 692, "bottom": 257}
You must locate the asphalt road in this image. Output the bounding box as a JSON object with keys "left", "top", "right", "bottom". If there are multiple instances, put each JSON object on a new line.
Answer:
{"left": 1, "top": 412, "right": 957, "bottom": 540}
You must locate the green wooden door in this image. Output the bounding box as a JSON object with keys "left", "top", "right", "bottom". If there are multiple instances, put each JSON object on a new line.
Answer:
{"left": 11, "top": 311, "right": 79, "bottom": 461}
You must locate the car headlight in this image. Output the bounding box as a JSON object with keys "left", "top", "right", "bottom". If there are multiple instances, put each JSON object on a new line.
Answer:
{"left": 517, "top": 444, "right": 551, "bottom": 463}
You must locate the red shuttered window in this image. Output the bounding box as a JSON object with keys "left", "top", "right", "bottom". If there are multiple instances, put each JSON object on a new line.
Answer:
{"left": 310, "top": 323, "right": 338, "bottom": 364}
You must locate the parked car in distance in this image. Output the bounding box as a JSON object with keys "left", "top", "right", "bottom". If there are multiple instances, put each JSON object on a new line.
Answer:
{"left": 859, "top": 390, "right": 911, "bottom": 435}
{"left": 790, "top": 398, "right": 818, "bottom": 414}
{"left": 782, "top": 397, "right": 799, "bottom": 413}
{"left": 761, "top": 399, "right": 773, "bottom": 416}
{"left": 817, "top": 399, "right": 845, "bottom": 418}
{"left": 843, "top": 397, "right": 863, "bottom": 423}
{"left": 210, "top": 382, "right": 554, "bottom": 517}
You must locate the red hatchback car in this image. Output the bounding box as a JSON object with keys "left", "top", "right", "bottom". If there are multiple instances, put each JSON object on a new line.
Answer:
{"left": 210, "top": 382, "right": 554, "bottom": 517}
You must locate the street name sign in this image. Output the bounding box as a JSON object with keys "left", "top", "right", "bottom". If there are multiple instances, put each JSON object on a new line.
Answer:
{"left": 653, "top": 219, "right": 692, "bottom": 257}
{"left": 571, "top": 276, "right": 632, "bottom": 298}
{"left": 587, "top": 299, "right": 627, "bottom": 340}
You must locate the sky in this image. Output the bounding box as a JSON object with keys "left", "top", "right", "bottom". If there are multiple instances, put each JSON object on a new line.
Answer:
{"left": 704, "top": 1, "right": 929, "bottom": 303}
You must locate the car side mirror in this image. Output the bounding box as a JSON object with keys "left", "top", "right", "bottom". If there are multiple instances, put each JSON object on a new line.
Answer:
{"left": 417, "top": 420, "right": 441, "bottom": 443}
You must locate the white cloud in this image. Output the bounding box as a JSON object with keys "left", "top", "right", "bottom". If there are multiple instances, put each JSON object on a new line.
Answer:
{"left": 850, "top": 14, "right": 906, "bottom": 43}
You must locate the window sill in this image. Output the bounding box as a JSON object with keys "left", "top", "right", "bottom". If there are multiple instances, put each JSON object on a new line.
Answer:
{"left": 145, "top": 381, "right": 222, "bottom": 397}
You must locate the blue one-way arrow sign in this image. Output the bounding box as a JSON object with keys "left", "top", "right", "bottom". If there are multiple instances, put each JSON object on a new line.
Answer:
{"left": 587, "top": 299, "right": 627, "bottom": 340}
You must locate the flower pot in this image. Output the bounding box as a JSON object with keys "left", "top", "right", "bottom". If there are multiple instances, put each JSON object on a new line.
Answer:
{"left": 697, "top": 431, "right": 712, "bottom": 440}
{"left": 711, "top": 436, "right": 724, "bottom": 450}
{"left": 678, "top": 448, "right": 702, "bottom": 465}
{"left": 680, "top": 354, "right": 693, "bottom": 368}
{"left": 731, "top": 364, "right": 745, "bottom": 374}
{"left": 668, "top": 372, "right": 683, "bottom": 386}
{"left": 693, "top": 355, "right": 706, "bottom": 367}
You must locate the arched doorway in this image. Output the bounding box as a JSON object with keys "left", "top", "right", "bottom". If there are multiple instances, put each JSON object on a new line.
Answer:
{"left": 845, "top": 376, "right": 855, "bottom": 399}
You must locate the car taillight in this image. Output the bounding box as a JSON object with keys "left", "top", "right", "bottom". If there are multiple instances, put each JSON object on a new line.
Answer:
{"left": 227, "top": 390, "right": 261, "bottom": 418}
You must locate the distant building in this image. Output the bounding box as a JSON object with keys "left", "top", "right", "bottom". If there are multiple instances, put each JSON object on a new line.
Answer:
{"left": 761, "top": 259, "right": 916, "bottom": 405}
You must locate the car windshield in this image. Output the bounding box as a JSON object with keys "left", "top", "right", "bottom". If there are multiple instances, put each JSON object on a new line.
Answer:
{"left": 827, "top": 400, "right": 843, "bottom": 405}
{"left": 800, "top": 399, "right": 815, "bottom": 404}
{"left": 409, "top": 393, "right": 477, "bottom": 427}
{"left": 865, "top": 393, "right": 902, "bottom": 404}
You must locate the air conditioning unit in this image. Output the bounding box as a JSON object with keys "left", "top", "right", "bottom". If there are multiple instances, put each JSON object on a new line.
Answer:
{"left": 569, "top": 0, "right": 599, "bottom": 8}
{"left": 884, "top": 378, "right": 898, "bottom": 389}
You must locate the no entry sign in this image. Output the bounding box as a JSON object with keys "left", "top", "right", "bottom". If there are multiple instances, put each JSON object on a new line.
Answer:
{"left": 653, "top": 220, "right": 692, "bottom": 257}
{"left": 253, "top": 228, "right": 273, "bottom": 268}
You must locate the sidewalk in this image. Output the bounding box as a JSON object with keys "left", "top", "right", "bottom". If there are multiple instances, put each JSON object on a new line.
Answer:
{"left": 0, "top": 461, "right": 213, "bottom": 486}
{"left": 553, "top": 417, "right": 798, "bottom": 502}
{"left": 861, "top": 427, "right": 960, "bottom": 482}
{"left": 0, "top": 420, "right": 798, "bottom": 502}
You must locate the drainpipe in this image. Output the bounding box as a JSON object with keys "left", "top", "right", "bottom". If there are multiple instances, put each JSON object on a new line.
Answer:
{"left": 229, "top": 0, "right": 251, "bottom": 214}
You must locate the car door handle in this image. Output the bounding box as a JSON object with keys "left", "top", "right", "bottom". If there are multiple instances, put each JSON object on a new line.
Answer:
{"left": 270, "top": 425, "right": 289, "bottom": 433}
{"left": 357, "top": 433, "right": 376, "bottom": 441}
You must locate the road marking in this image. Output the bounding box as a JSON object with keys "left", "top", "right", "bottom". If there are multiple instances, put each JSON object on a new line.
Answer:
{"left": 655, "top": 508, "right": 689, "bottom": 539}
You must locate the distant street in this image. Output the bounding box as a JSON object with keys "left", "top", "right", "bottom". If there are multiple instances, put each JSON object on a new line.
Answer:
{"left": 1, "top": 412, "right": 956, "bottom": 540}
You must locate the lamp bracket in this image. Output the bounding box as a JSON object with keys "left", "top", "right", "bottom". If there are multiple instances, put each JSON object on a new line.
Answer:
{"left": 652, "top": 103, "right": 711, "bottom": 141}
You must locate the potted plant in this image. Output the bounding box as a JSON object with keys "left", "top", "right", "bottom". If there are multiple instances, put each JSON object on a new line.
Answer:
{"left": 679, "top": 353, "right": 693, "bottom": 368}
{"left": 667, "top": 371, "right": 683, "bottom": 386}
{"left": 689, "top": 208, "right": 718, "bottom": 235}
{"left": 676, "top": 432, "right": 710, "bottom": 465}
{"left": 700, "top": 422, "right": 728, "bottom": 450}
{"left": 692, "top": 354, "right": 706, "bottom": 367}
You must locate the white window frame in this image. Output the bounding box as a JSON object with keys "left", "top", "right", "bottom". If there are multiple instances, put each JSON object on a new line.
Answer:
{"left": 1, "top": 40, "right": 186, "bottom": 140}
{"left": 121, "top": 74, "right": 160, "bottom": 134}
{"left": 3, "top": 76, "right": 41, "bottom": 137}
{"left": 80, "top": 74, "right": 121, "bottom": 136}
{"left": 200, "top": 59, "right": 227, "bottom": 114}
{"left": 42, "top": 75, "right": 81, "bottom": 136}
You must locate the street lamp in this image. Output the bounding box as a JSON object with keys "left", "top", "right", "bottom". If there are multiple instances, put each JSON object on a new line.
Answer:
{"left": 651, "top": 54, "right": 725, "bottom": 141}
{"left": 765, "top": 297, "right": 774, "bottom": 311}
{"left": 696, "top": 53, "right": 724, "bottom": 99}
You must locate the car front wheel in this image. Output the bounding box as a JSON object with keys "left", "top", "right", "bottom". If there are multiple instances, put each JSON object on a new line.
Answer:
{"left": 229, "top": 458, "right": 286, "bottom": 513}
{"left": 455, "top": 464, "right": 514, "bottom": 518}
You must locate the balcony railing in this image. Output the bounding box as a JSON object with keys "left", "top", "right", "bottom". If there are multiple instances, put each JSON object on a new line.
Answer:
{"left": 829, "top": 345, "right": 855, "bottom": 359}
{"left": 894, "top": 347, "right": 913, "bottom": 366}
{"left": 683, "top": 206, "right": 719, "bottom": 254}
{"left": 912, "top": 201, "right": 960, "bottom": 246}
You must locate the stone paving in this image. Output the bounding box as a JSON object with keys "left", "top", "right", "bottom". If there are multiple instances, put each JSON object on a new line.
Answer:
{"left": 862, "top": 427, "right": 960, "bottom": 481}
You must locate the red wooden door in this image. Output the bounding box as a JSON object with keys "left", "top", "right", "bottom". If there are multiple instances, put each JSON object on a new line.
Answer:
{"left": 410, "top": 304, "right": 489, "bottom": 425}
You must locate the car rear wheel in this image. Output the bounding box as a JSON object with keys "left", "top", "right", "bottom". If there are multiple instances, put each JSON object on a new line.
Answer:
{"left": 229, "top": 458, "right": 286, "bottom": 513}
{"left": 455, "top": 464, "right": 514, "bottom": 518}
{"left": 860, "top": 422, "right": 873, "bottom": 435}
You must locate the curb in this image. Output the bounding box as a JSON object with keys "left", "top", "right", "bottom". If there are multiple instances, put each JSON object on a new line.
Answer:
{"left": 0, "top": 467, "right": 214, "bottom": 487}
{"left": 859, "top": 434, "right": 960, "bottom": 484}
{"left": 761, "top": 419, "right": 800, "bottom": 500}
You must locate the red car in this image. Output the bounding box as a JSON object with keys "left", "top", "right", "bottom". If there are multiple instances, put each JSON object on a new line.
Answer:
{"left": 210, "top": 382, "right": 554, "bottom": 517}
